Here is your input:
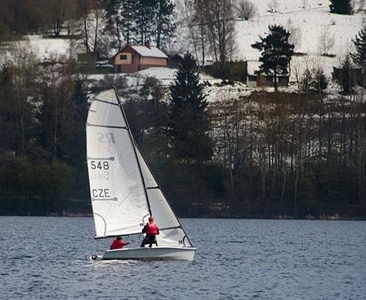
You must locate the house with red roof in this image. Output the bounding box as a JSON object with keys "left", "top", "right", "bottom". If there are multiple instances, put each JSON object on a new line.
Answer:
{"left": 114, "top": 41, "right": 168, "bottom": 73}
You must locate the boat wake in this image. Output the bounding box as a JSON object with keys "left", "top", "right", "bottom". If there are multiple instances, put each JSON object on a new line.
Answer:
{"left": 89, "top": 254, "right": 103, "bottom": 261}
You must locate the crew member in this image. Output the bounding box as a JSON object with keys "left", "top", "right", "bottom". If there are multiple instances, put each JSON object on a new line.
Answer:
{"left": 141, "top": 216, "right": 159, "bottom": 248}
{"left": 110, "top": 236, "right": 129, "bottom": 250}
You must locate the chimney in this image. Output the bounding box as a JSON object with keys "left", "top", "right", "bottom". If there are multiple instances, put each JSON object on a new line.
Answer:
{"left": 145, "top": 40, "right": 151, "bottom": 49}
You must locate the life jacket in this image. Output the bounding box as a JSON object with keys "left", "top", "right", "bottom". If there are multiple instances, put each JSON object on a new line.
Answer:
{"left": 110, "top": 239, "right": 128, "bottom": 249}
{"left": 146, "top": 222, "right": 159, "bottom": 235}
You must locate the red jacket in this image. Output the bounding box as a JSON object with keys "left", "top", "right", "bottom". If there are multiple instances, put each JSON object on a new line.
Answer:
{"left": 110, "top": 239, "right": 129, "bottom": 250}
{"left": 145, "top": 222, "right": 159, "bottom": 235}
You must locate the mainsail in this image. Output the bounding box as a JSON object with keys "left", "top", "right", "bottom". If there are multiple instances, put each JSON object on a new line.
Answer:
{"left": 86, "top": 89, "right": 193, "bottom": 248}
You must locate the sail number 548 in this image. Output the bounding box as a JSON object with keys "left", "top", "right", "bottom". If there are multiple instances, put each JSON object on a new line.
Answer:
{"left": 90, "top": 160, "right": 109, "bottom": 170}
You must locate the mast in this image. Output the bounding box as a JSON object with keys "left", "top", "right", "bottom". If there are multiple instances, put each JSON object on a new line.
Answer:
{"left": 113, "top": 88, "right": 153, "bottom": 219}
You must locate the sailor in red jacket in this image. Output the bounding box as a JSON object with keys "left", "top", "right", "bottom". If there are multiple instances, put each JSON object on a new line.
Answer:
{"left": 110, "top": 236, "right": 129, "bottom": 250}
{"left": 141, "top": 216, "right": 160, "bottom": 248}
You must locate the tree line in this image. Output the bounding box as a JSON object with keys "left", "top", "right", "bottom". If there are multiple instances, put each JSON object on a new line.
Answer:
{"left": 2, "top": 49, "right": 365, "bottom": 218}
{"left": 117, "top": 49, "right": 365, "bottom": 220}
{"left": 1, "top": 0, "right": 366, "bottom": 218}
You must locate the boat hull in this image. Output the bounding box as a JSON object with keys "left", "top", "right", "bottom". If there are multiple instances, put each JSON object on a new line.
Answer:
{"left": 102, "top": 246, "right": 196, "bottom": 261}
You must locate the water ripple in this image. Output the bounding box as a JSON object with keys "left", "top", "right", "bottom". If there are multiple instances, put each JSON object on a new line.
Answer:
{"left": 0, "top": 217, "right": 365, "bottom": 299}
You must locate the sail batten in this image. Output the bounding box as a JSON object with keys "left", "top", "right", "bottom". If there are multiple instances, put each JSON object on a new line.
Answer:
{"left": 87, "top": 123, "right": 127, "bottom": 130}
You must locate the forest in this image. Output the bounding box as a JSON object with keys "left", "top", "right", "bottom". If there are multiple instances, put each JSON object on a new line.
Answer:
{"left": 0, "top": 0, "right": 365, "bottom": 219}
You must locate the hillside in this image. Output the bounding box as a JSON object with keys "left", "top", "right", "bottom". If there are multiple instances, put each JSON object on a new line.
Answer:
{"left": 8, "top": 0, "right": 362, "bottom": 129}
{"left": 3, "top": 0, "right": 363, "bottom": 91}
{"left": 232, "top": 0, "right": 363, "bottom": 85}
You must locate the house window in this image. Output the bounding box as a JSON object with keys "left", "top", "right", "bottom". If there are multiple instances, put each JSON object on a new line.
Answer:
{"left": 120, "top": 54, "right": 127, "bottom": 60}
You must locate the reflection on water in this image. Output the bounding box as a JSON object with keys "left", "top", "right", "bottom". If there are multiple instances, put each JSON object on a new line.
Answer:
{"left": 1, "top": 217, "right": 365, "bottom": 299}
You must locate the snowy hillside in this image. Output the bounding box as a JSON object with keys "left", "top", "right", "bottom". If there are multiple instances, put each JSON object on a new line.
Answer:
{"left": 231, "top": 0, "right": 363, "bottom": 84}
{"left": 4, "top": 0, "right": 363, "bottom": 97}
{"left": 235, "top": 0, "right": 361, "bottom": 58}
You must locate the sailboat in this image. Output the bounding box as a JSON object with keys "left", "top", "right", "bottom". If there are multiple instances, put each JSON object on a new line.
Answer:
{"left": 86, "top": 89, "right": 196, "bottom": 261}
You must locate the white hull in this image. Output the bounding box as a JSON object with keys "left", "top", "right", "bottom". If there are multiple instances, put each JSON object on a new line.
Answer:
{"left": 101, "top": 246, "right": 196, "bottom": 261}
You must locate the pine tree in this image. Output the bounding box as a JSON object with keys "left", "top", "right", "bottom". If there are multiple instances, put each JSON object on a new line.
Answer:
{"left": 300, "top": 68, "right": 312, "bottom": 94}
{"left": 102, "top": 0, "right": 123, "bottom": 49}
{"left": 168, "top": 52, "right": 212, "bottom": 162}
{"left": 0, "top": 64, "right": 14, "bottom": 153}
{"left": 120, "top": 0, "right": 138, "bottom": 44}
{"left": 336, "top": 55, "right": 356, "bottom": 94}
{"left": 300, "top": 67, "right": 327, "bottom": 94}
{"left": 352, "top": 24, "right": 366, "bottom": 67}
{"left": 251, "top": 24, "right": 294, "bottom": 92}
{"left": 60, "top": 78, "right": 89, "bottom": 170}
{"left": 154, "top": 0, "right": 176, "bottom": 49}
{"left": 135, "top": 0, "right": 156, "bottom": 44}
{"left": 134, "top": 0, "right": 176, "bottom": 47}
{"left": 101, "top": 0, "right": 175, "bottom": 49}
{"left": 312, "top": 67, "right": 328, "bottom": 94}
{"left": 329, "top": 0, "right": 353, "bottom": 15}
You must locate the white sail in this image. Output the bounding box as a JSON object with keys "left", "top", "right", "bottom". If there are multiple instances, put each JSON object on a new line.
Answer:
{"left": 87, "top": 90, "right": 149, "bottom": 237}
{"left": 135, "top": 148, "right": 193, "bottom": 247}
{"left": 86, "top": 89, "right": 194, "bottom": 251}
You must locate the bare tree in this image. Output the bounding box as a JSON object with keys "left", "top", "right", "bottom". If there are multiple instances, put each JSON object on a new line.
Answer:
{"left": 178, "top": 0, "right": 236, "bottom": 67}
{"left": 237, "top": 0, "right": 258, "bottom": 21}
{"left": 287, "top": 18, "right": 302, "bottom": 52}
{"left": 46, "top": 0, "right": 78, "bottom": 37}
{"left": 268, "top": 0, "right": 279, "bottom": 13}
{"left": 75, "top": 0, "right": 102, "bottom": 54}
{"left": 318, "top": 26, "right": 335, "bottom": 55}
{"left": 358, "top": 0, "right": 366, "bottom": 11}
{"left": 5, "top": 40, "right": 41, "bottom": 156}
{"left": 174, "top": 0, "right": 207, "bottom": 67}
{"left": 189, "top": 0, "right": 210, "bottom": 67}
{"left": 200, "top": 0, "right": 236, "bottom": 67}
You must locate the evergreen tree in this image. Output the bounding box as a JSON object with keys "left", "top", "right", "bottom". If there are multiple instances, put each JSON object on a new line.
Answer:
{"left": 154, "top": 0, "right": 176, "bottom": 49}
{"left": 102, "top": 0, "right": 124, "bottom": 49}
{"left": 62, "top": 78, "right": 88, "bottom": 169}
{"left": 352, "top": 24, "right": 366, "bottom": 67}
{"left": 0, "top": 64, "right": 13, "bottom": 153}
{"left": 312, "top": 67, "right": 328, "bottom": 94}
{"left": 120, "top": 0, "right": 138, "bottom": 44}
{"left": 101, "top": 0, "right": 175, "bottom": 49}
{"left": 168, "top": 52, "right": 212, "bottom": 163}
{"left": 251, "top": 24, "right": 294, "bottom": 92}
{"left": 329, "top": 0, "right": 353, "bottom": 15}
{"left": 336, "top": 55, "right": 356, "bottom": 94}
{"left": 300, "top": 68, "right": 312, "bottom": 94}
{"left": 135, "top": 0, "right": 157, "bottom": 44}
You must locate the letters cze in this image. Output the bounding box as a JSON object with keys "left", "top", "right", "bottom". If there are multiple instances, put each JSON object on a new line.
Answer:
{"left": 98, "top": 132, "right": 115, "bottom": 143}
{"left": 92, "top": 189, "right": 111, "bottom": 198}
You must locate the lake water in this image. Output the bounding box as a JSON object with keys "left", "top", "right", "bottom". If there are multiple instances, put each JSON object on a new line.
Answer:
{"left": 1, "top": 217, "right": 365, "bottom": 299}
